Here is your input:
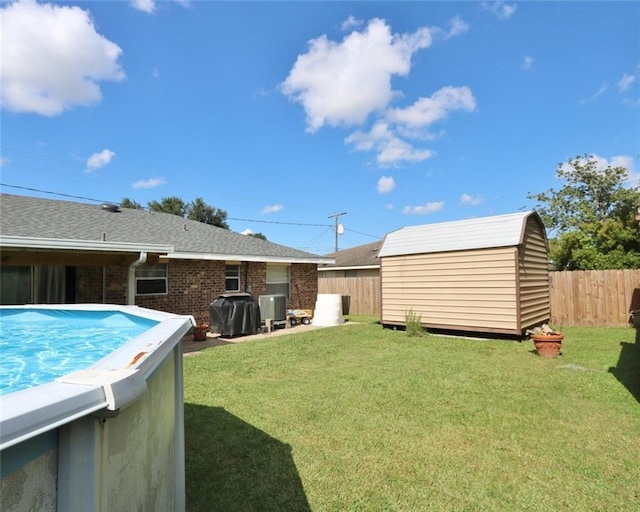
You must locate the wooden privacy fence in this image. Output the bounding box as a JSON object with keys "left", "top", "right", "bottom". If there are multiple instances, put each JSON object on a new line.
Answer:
{"left": 319, "top": 269, "right": 640, "bottom": 327}
{"left": 549, "top": 269, "right": 640, "bottom": 327}
{"left": 318, "top": 276, "right": 381, "bottom": 316}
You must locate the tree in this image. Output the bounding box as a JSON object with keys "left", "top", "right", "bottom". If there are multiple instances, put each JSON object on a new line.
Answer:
{"left": 120, "top": 197, "right": 143, "bottom": 209}
{"left": 186, "top": 197, "right": 229, "bottom": 229}
{"left": 528, "top": 154, "right": 640, "bottom": 270}
{"left": 249, "top": 232, "right": 267, "bottom": 241}
{"left": 145, "top": 196, "right": 230, "bottom": 230}
{"left": 148, "top": 196, "right": 187, "bottom": 217}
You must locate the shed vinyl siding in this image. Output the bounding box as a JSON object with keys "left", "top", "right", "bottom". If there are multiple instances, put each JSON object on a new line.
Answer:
{"left": 517, "top": 217, "right": 551, "bottom": 330}
{"left": 381, "top": 247, "right": 520, "bottom": 332}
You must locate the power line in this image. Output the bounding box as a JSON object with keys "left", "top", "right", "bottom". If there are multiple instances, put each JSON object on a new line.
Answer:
{"left": 343, "top": 227, "right": 382, "bottom": 240}
{"left": 0, "top": 182, "right": 334, "bottom": 229}
{"left": 0, "top": 183, "right": 115, "bottom": 204}
{"left": 0, "top": 145, "right": 348, "bottom": 220}
{"left": 227, "top": 217, "right": 330, "bottom": 227}
{"left": 1, "top": 183, "right": 382, "bottom": 241}
{"left": 298, "top": 226, "right": 334, "bottom": 253}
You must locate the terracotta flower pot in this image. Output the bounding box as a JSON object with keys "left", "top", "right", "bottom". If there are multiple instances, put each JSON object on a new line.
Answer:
{"left": 193, "top": 324, "right": 209, "bottom": 342}
{"left": 530, "top": 333, "right": 563, "bottom": 358}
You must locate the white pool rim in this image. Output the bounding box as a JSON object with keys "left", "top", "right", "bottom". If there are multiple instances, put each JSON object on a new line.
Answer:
{"left": 0, "top": 304, "right": 195, "bottom": 450}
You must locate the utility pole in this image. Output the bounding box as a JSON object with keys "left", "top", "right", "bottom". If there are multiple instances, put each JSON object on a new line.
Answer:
{"left": 328, "top": 211, "right": 347, "bottom": 252}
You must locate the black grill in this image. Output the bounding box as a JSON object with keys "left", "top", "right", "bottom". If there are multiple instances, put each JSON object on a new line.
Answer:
{"left": 209, "top": 293, "right": 260, "bottom": 337}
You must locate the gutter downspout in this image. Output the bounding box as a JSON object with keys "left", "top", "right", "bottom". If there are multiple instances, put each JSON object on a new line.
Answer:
{"left": 127, "top": 252, "right": 147, "bottom": 305}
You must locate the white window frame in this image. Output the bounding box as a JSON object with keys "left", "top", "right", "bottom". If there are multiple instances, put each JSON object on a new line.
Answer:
{"left": 225, "top": 264, "right": 240, "bottom": 292}
{"left": 135, "top": 263, "right": 168, "bottom": 296}
{"left": 266, "top": 264, "right": 290, "bottom": 299}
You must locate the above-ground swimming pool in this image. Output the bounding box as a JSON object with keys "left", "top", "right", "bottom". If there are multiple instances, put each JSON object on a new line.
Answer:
{"left": 0, "top": 304, "right": 194, "bottom": 512}
{"left": 1, "top": 308, "right": 161, "bottom": 395}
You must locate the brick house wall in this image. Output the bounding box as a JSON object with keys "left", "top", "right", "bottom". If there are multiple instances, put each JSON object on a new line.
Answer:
{"left": 76, "top": 266, "right": 106, "bottom": 303}
{"left": 289, "top": 263, "right": 318, "bottom": 311}
{"left": 245, "top": 261, "right": 267, "bottom": 298}
{"left": 75, "top": 260, "right": 319, "bottom": 325}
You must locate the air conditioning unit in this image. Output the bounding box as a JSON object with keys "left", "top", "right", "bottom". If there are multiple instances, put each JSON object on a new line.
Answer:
{"left": 258, "top": 294, "right": 287, "bottom": 322}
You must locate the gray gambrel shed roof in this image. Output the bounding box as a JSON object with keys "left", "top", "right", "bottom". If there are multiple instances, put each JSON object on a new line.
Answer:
{"left": 378, "top": 211, "right": 545, "bottom": 258}
{"left": 0, "top": 194, "right": 333, "bottom": 264}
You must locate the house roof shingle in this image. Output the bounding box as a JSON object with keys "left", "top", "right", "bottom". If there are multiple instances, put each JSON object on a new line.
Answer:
{"left": 0, "top": 194, "right": 332, "bottom": 264}
{"left": 320, "top": 241, "right": 383, "bottom": 269}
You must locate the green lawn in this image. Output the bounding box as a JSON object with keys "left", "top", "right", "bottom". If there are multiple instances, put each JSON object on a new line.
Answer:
{"left": 183, "top": 318, "right": 640, "bottom": 511}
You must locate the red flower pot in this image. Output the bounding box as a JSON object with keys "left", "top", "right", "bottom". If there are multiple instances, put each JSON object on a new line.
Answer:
{"left": 193, "top": 324, "right": 209, "bottom": 342}
{"left": 530, "top": 333, "right": 563, "bottom": 358}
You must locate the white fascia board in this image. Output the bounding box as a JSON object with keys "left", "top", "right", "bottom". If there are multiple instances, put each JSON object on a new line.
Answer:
{"left": 0, "top": 236, "right": 173, "bottom": 254}
{"left": 318, "top": 264, "right": 379, "bottom": 272}
{"left": 165, "top": 252, "right": 335, "bottom": 265}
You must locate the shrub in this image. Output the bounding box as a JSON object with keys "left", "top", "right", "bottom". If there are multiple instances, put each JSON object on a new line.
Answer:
{"left": 405, "top": 308, "right": 424, "bottom": 337}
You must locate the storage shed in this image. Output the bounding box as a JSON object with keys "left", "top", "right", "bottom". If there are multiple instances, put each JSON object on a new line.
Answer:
{"left": 378, "top": 211, "right": 550, "bottom": 336}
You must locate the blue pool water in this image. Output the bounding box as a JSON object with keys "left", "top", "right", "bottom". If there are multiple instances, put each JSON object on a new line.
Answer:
{"left": 0, "top": 309, "right": 159, "bottom": 395}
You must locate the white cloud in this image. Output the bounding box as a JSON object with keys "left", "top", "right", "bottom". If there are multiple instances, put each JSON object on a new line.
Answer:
{"left": 260, "top": 204, "right": 283, "bottom": 215}
{"left": 385, "top": 86, "right": 476, "bottom": 128}
{"left": 385, "top": 203, "right": 394, "bottom": 210}
{"left": 341, "top": 15, "right": 362, "bottom": 31}
{"left": 284, "top": 18, "right": 476, "bottom": 168}
{"left": 252, "top": 88, "right": 269, "bottom": 98}
{"left": 132, "top": 177, "right": 166, "bottom": 189}
{"left": 608, "top": 155, "right": 638, "bottom": 186}
{"left": 241, "top": 228, "right": 253, "bottom": 236}
{"left": 131, "top": 0, "right": 155, "bottom": 13}
{"left": 522, "top": 56, "right": 534, "bottom": 70}
{"left": 618, "top": 73, "right": 636, "bottom": 92}
{"left": 395, "top": 125, "right": 445, "bottom": 141}
{"left": 402, "top": 202, "right": 444, "bottom": 215}
{"left": 609, "top": 155, "right": 634, "bottom": 172}
{"left": 377, "top": 176, "right": 396, "bottom": 194}
{"left": 460, "top": 193, "right": 484, "bottom": 205}
{"left": 581, "top": 83, "right": 609, "bottom": 104}
{"left": 281, "top": 18, "right": 434, "bottom": 132}
{"left": 86, "top": 149, "right": 116, "bottom": 172}
{"left": 444, "top": 17, "right": 469, "bottom": 39}
{"left": 1, "top": 0, "right": 125, "bottom": 116}
{"left": 481, "top": 1, "right": 517, "bottom": 20}
{"left": 131, "top": 0, "right": 189, "bottom": 13}
{"left": 346, "top": 121, "right": 435, "bottom": 167}
{"left": 627, "top": 170, "right": 640, "bottom": 187}
{"left": 377, "top": 137, "right": 434, "bottom": 166}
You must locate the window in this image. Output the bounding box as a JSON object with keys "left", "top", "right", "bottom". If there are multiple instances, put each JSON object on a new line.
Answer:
{"left": 0, "top": 266, "right": 32, "bottom": 304}
{"left": 136, "top": 264, "right": 168, "bottom": 295}
{"left": 266, "top": 264, "right": 290, "bottom": 299}
{"left": 0, "top": 265, "right": 66, "bottom": 305}
{"left": 225, "top": 265, "right": 240, "bottom": 291}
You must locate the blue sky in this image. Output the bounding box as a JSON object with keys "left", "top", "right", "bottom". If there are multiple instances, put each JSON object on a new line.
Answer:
{"left": 1, "top": 0, "right": 639, "bottom": 254}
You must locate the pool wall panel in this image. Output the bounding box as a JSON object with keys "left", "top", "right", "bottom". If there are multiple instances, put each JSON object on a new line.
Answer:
{"left": 106, "top": 352, "right": 178, "bottom": 511}
{"left": 0, "top": 441, "right": 57, "bottom": 512}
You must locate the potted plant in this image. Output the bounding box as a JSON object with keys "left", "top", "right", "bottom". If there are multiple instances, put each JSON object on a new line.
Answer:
{"left": 526, "top": 324, "right": 564, "bottom": 358}
{"left": 192, "top": 323, "right": 209, "bottom": 342}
